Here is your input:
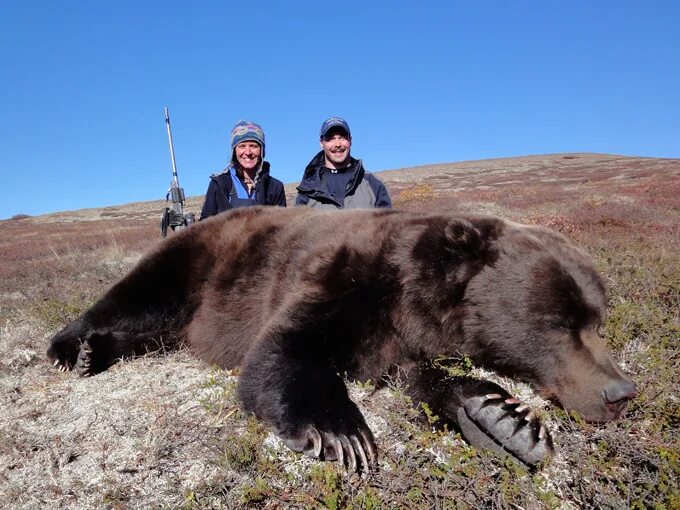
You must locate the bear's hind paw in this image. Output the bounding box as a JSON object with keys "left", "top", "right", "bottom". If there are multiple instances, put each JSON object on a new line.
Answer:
{"left": 458, "top": 394, "right": 554, "bottom": 467}
{"left": 75, "top": 340, "right": 94, "bottom": 377}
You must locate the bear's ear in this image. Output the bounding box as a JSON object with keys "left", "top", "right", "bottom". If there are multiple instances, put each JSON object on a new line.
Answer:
{"left": 443, "top": 218, "right": 484, "bottom": 258}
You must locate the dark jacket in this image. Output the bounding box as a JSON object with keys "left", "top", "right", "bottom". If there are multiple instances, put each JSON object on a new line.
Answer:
{"left": 295, "top": 151, "right": 392, "bottom": 209}
{"left": 199, "top": 161, "right": 286, "bottom": 220}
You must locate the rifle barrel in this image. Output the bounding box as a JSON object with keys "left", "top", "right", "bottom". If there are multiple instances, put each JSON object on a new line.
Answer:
{"left": 164, "top": 107, "right": 180, "bottom": 186}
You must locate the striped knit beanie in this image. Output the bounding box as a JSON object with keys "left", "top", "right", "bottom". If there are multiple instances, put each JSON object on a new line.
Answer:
{"left": 230, "top": 120, "right": 265, "bottom": 158}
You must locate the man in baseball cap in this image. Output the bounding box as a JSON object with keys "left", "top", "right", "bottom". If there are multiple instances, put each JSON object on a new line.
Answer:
{"left": 295, "top": 117, "right": 391, "bottom": 209}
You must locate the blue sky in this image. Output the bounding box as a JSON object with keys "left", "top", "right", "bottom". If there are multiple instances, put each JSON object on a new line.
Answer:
{"left": 1, "top": 1, "right": 678, "bottom": 219}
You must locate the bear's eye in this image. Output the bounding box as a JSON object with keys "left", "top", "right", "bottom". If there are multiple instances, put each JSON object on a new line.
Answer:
{"left": 552, "top": 318, "right": 575, "bottom": 331}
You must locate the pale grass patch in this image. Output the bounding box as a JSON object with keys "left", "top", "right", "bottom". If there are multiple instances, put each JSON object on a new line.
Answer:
{"left": 0, "top": 351, "right": 235, "bottom": 509}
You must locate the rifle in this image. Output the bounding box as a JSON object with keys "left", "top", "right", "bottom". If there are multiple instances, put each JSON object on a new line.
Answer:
{"left": 161, "top": 107, "right": 195, "bottom": 237}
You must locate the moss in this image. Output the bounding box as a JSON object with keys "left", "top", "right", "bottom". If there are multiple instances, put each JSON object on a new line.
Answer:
{"left": 238, "top": 478, "right": 270, "bottom": 505}
{"left": 309, "top": 464, "right": 345, "bottom": 510}
{"left": 407, "top": 486, "right": 423, "bottom": 504}
{"left": 221, "top": 417, "right": 267, "bottom": 472}
{"left": 419, "top": 402, "right": 440, "bottom": 426}
{"left": 349, "top": 487, "right": 383, "bottom": 510}
{"left": 433, "top": 355, "right": 475, "bottom": 377}
{"left": 29, "top": 296, "right": 90, "bottom": 332}
{"left": 531, "top": 475, "right": 561, "bottom": 508}
{"left": 197, "top": 368, "right": 238, "bottom": 415}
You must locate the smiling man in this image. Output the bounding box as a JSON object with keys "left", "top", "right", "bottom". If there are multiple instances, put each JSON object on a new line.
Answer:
{"left": 295, "top": 117, "right": 392, "bottom": 209}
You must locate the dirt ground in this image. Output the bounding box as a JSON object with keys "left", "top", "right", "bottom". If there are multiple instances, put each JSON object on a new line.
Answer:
{"left": 1, "top": 153, "right": 678, "bottom": 509}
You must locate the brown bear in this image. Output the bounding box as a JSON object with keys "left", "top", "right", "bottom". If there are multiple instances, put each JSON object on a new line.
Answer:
{"left": 47, "top": 207, "right": 636, "bottom": 471}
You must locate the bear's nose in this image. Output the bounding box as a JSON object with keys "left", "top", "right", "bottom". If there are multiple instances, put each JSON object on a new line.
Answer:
{"left": 603, "top": 379, "right": 638, "bottom": 405}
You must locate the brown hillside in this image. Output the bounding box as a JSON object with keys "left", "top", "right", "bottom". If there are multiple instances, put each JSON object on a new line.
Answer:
{"left": 1, "top": 153, "right": 678, "bottom": 509}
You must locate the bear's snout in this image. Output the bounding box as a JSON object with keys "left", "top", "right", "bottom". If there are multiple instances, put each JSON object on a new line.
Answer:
{"left": 602, "top": 379, "right": 638, "bottom": 419}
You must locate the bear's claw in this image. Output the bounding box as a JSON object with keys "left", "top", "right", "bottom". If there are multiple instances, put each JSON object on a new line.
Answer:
{"left": 458, "top": 393, "right": 553, "bottom": 466}
{"left": 52, "top": 358, "right": 73, "bottom": 372}
{"left": 282, "top": 424, "right": 376, "bottom": 474}
{"left": 56, "top": 363, "right": 70, "bottom": 372}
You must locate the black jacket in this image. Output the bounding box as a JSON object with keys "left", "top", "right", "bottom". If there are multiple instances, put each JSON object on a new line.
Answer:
{"left": 295, "top": 151, "right": 392, "bottom": 209}
{"left": 199, "top": 162, "right": 286, "bottom": 220}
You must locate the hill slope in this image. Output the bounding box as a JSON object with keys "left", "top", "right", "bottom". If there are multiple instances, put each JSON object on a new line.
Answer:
{"left": 1, "top": 153, "right": 678, "bottom": 509}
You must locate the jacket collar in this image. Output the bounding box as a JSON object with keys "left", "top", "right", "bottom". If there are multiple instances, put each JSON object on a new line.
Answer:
{"left": 214, "top": 161, "right": 271, "bottom": 180}
{"left": 296, "top": 151, "right": 365, "bottom": 199}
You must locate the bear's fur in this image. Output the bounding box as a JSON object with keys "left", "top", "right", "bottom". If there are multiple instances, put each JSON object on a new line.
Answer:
{"left": 47, "top": 207, "right": 636, "bottom": 470}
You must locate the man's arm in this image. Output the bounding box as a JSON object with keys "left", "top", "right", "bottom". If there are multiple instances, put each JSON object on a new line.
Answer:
{"left": 200, "top": 177, "right": 235, "bottom": 219}
{"left": 375, "top": 183, "right": 392, "bottom": 208}
{"left": 199, "top": 180, "right": 219, "bottom": 220}
{"left": 295, "top": 193, "right": 310, "bottom": 206}
{"left": 367, "top": 175, "right": 392, "bottom": 209}
{"left": 275, "top": 182, "right": 287, "bottom": 207}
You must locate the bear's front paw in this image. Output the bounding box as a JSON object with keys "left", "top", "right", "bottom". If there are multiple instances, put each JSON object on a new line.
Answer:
{"left": 457, "top": 393, "right": 553, "bottom": 466}
{"left": 280, "top": 421, "right": 377, "bottom": 474}
{"left": 47, "top": 335, "right": 80, "bottom": 372}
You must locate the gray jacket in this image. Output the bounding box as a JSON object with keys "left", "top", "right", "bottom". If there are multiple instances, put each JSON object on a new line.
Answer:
{"left": 295, "top": 151, "right": 391, "bottom": 209}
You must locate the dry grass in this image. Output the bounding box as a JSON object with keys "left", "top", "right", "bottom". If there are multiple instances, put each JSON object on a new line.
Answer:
{"left": 393, "top": 184, "right": 436, "bottom": 205}
{"left": 1, "top": 153, "right": 678, "bottom": 509}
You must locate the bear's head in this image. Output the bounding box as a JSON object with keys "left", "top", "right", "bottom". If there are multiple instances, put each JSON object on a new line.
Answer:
{"left": 453, "top": 220, "right": 638, "bottom": 422}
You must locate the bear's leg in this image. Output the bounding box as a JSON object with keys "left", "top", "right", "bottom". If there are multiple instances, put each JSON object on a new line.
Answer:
{"left": 48, "top": 323, "right": 173, "bottom": 376}
{"left": 405, "top": 362, "right": 553, "bottom": 466}
{"left": 73, "top": 329, "right": 173, "bottom": 376}
{"left": 236, "top": 330, "right": 377, "bottom": 473}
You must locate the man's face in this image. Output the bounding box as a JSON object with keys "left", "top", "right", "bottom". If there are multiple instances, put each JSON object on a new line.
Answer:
{"left": 234, "top": 141, "right": 262, "bottom": 172}
{"left": 320, "top": 128, "right": 351, "bottom": 169}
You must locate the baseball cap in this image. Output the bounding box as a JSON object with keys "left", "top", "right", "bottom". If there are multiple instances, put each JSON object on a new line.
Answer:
{"left": 320, "top": 117, "right": 351, "bottom": 138}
